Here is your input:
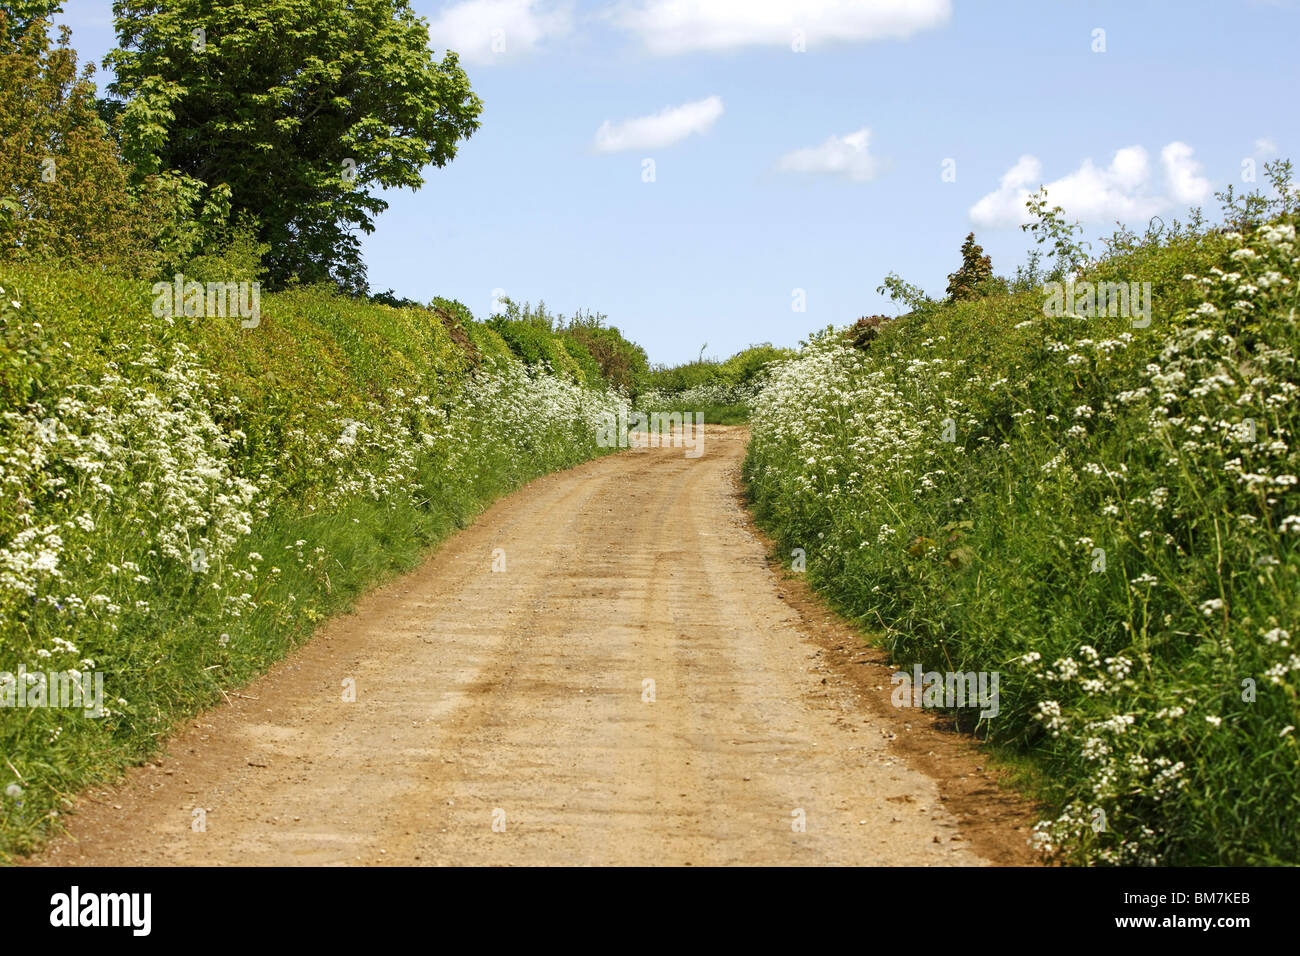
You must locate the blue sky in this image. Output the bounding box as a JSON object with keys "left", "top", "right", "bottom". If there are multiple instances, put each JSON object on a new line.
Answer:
{"left": 54, "top": 0, "right": 1300, "bottom": 365}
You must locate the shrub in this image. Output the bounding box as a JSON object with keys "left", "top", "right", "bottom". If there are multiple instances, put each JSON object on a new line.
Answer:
{"left": 639, "top": 343, "right": 794, "bottom": 420}
{"left": 846, "top": 315, "right": 893, "bottom": 351}
{"left": 0, "top": 16, "right": 146, "bottom": 272}
{"left": 560, "top": 311, "right": 649, "bottom": 393}
{"left": 945, "top": 232, "right": 996, "bottom": 302}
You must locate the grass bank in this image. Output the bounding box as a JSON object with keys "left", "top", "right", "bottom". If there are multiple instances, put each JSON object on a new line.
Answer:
{"left": 0, "top": 262, "right": 628, "bottom": 859}
{"left": 744, "top": 215, "right": 1300, "bottom": 865}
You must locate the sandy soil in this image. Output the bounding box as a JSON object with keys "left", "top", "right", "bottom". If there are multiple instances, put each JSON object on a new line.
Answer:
{"left": 29, "top": 426, "right": 1039, "bottom": 866}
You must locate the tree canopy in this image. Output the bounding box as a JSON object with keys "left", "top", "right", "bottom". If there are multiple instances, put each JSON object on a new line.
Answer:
{"left": 1, "top": 11, "right": 144, "bottom": 268}
{"left": 106, "top": 0, "right": 482, "bottom": 292}
{"left": 944, "top": 232, "right": 995, "bottom": 302}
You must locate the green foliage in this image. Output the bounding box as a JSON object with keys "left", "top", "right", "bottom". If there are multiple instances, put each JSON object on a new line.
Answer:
{"left": 644, "top": 344, "right": 790, "bottom": 395}
{"left": 0, "top": 260, "right": 630, "bottom": 858}
{"left": 945, "top": 232, "right": 997, "bottom": 302}
{"left": 427, "top": 298, "right": 514, "bottom": 366}
{"left": 0, "top": 14, "right": 237, "bottom": 278}
{"left": 0, "top": 279, "right": 48, "bottom": 412}
{"left": 846, "top": 314, "right": 893, "bottom": 351}
{"left": 559, "top": 335, "right": 602, "bottom": 384}
{"left": 0, "top": 15, "right": 143, "bottom": 271}
{"left": 486, "top": 298, "right": 625, "bottom": 383}
{"left": 745, "top": 199, "right": 1300, "bottom": 865}
{"left": 876, "top": 271, "right": 934, "bottom": 314}
{"left": 1214, "top": 159, "right": 1300, "bottom": 232}
{"left": 106, "top": 0, "right": 482, "bottom": 292}
{"left": 1022, "top": 187, "right": 1092, "bottom": 279}
{"left": 639, "top": 343, "right": 794, "bottom": 420}
{"left": 719, "top": 343, "right": 792, "bottom": 384}
{"left": 461, "top": 320, "right": 513, "bottom": 365}
{"left": 130, "top": 170, "right": 234, "bottom": 276}
{"left": 370, "top": 289, "right": 425, "bottom": 308}
{"left": 431, "top": 296, "right": 475, "bottom": 327}
{"left": 0, "top": 1, "right": 61, "bottom": 44}
{"left": 559, "top": 309, "right": 650, "bottom": 393}
{"left": 178, "top": 217, "right": 267, "bottom": 284}
{"left": 489, "top": 300, "right": 574, "bottom": 378}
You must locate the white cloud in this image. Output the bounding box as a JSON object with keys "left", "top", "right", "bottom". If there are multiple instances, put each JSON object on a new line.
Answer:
{"left": 613, "top": 0, "right": 951, "bottom": 55}
{"left": 776, "top": 127, "right": 880, "bottom": 182}
{"left": 427, "top": 0, "right": 572, "bottom": 64}
{"left": 967, "top": 154, "right": 1042, "bottom": 227}
{"left": 593, "top": 96, "right": 724, "bottom": 152}
{"left": 1255, "top": 137, "right": 1279, "bottom": 157}
{"left": 1161, "top": 142, "right": 1210, "bottom": 205}
{"left": 970, "top": 143, "right": 1213, "bottom": 228}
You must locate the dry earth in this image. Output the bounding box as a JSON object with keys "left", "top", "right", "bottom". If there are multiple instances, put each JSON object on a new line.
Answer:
{"left": 29, "top": 426, "right": 1039, "bottom": 866}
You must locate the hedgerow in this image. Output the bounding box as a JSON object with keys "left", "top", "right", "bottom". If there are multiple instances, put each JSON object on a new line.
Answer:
{"left": 745, "top": 184, "right": 1300, "bottom": 865}
{"left": 0, "top": 262, "right": 628, "bottom": 858}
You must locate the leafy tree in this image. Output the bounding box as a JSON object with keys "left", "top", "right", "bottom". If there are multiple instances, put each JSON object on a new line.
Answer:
{"left": 106, "top": 0, "right": 483, "bottom": 293}
{"left": 876, "top": 272, "right": 933, "bottom": 313}
{"left": 944, "top": 232, "right": 995, "bottom": 302}
{"left": 1, "top": 12, "right": 142, "bottom": 268}
{"left": 0, "top": 0, "right": 61, "bottom": 45}
{"left": 1021, "top": 187, "right": 1090, "bottom": 279}
{"left": 1, "top": 10, "right": 235, "bottom": 274}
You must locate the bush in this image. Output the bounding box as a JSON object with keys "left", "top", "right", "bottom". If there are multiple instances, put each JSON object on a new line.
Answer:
{"left": 846, "top": 314, "right": 893, "bottom": 350}
{"left": 487, "top": 299, "right": 594, "bottom": 382}
{"left": 559, "top": 310, "right": 649, "bottom": 393}
{"left": 945, "top": 232, "right": 997, "bottom": 302}
{"left": 0, "top": 16, "right": 146, "bottom": 272}
{"left": 181, "top": 219, "right": 269, "bottom": 284}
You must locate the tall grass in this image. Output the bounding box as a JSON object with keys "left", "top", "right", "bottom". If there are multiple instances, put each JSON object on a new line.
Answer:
{"left": 744, "top": 214, "right": 1300, "bottom": 865}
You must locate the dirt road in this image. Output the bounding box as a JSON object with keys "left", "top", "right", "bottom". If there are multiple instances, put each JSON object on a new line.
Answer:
{"left": 32, "top": 426, "right": 1035, "bottom": 866}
